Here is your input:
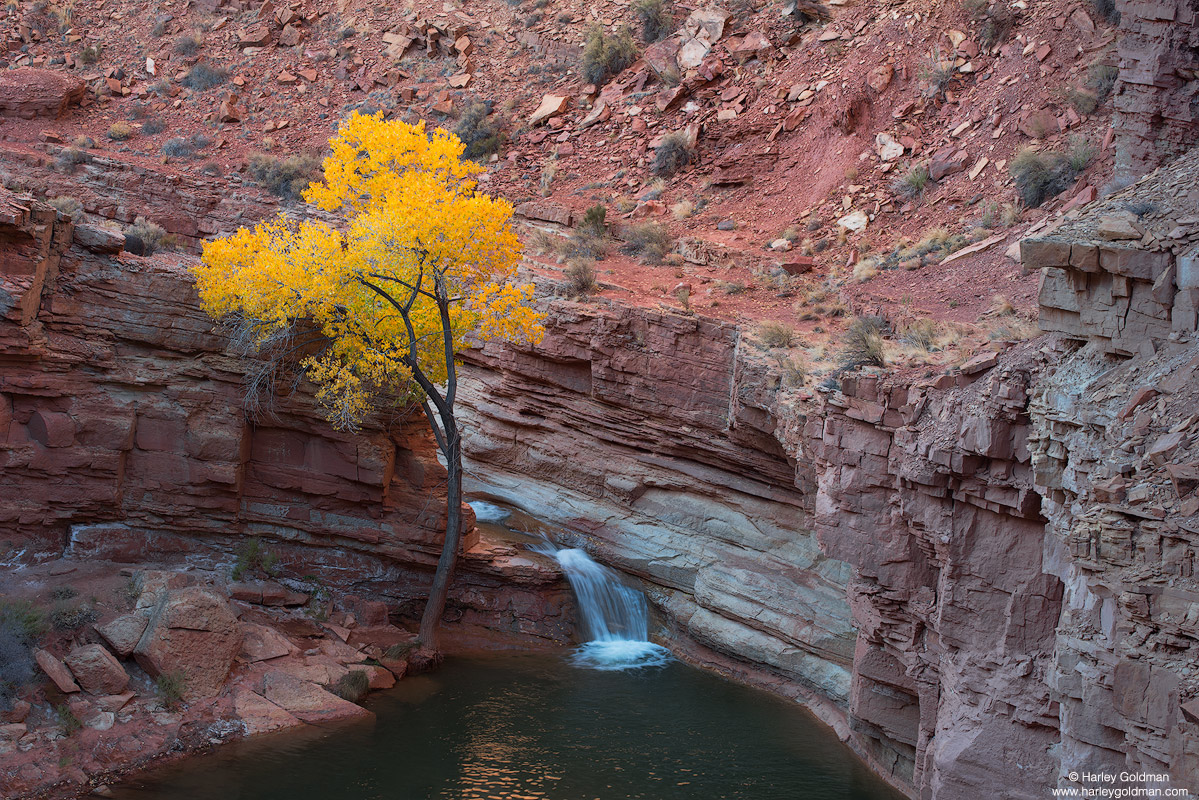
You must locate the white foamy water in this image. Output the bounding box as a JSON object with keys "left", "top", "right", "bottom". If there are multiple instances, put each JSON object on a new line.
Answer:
{"left": 554, "top": 547, "right": 672, "bottom": 671}
{"left": 467, "top": 500, "right": 511, "bottom": 524}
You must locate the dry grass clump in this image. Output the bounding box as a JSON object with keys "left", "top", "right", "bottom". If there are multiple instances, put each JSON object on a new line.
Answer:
{"left": 619, "top": 221, "right": 673, "bottom": 264}
{"left": 247, "top": 152, "right": 323, "bottom": 202}
{"left": 838, "top": 317, "right": 887, "bottom": 368}
{"left": 757, "top": 320, "right": 795, "bottom": 349}
{"left": 581, "top": 25, "right": 637, "bottom": 86}
{"left": 652, "top": 131, "right": 696, "bottom": 178}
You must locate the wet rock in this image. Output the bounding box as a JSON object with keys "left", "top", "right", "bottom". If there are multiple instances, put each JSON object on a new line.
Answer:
{"left": 232, "top": 686, "right": 300, "bottom": 735}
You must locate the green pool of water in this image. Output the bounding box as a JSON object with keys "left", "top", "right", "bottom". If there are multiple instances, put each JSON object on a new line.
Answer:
{"left": 112, "top": 652, "right": 904, "bottom": 800}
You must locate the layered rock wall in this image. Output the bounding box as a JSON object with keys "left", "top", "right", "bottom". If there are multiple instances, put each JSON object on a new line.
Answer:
{"left": 0, "top": 190, "right": 570, "bottom": 644}
{"left": 1114, "top": 0, "right": 1199, "bottom": 181}
{"left": 457, "top": 299, "right": 858, "bottom": 727}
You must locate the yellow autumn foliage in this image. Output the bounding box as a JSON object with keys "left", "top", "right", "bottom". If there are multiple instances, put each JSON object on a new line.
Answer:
{"left": 194, "top": 112, "right": 544, "bottom": 429}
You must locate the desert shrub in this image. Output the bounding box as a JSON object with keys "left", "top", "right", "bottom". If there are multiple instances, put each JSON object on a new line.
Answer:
{"left": 1009, "top": 148, "right": 1074, "bottom": 208}
{"left": 107, "top": 121, "right": 134, "bottom": 141}
{"left": 578, "top": 204, "right": 609, "bottom": 239}
{"left": 332, "top": 670, "right": 370, "bottom": 703}
{"left": 563, "top": 258, "right": 598, "bottom": 297}
{"left": 1067, "top": 87, "right": 1100, "bottom": 116}
{"left": 1067, "top": 136, "right": 1096, "bottom": 173}
{"left": 55, "top": 146, "right": 92, "bottom": 172}
{"left": 900, "top": 318, "right": 937, "bottom": 351}
{"left": 79, "top": 44, "right": 100, "bottom": 64}
{"left": 968, "top": 3, "right": 1014, "bottom": 48}
{"left": 779, "top": 354, "right": 806, "bottom": 387}
{"left": 162, "top": 133, "right": 209, "bottom": 160}
{"left": 231, "top": 537, "right": 280, "bottom": 581}
{"left": 47, "top": 196, "right": 83, "bottom": 218}
{"left": 839, "top": 317, "right": 887, "bottom": 368}
{"left": 55, "top": 703, "right": 82, "bottom": 734}
{"left": 247, "top": 152, "right": 323, "bottom": 202}
{"left": 156, "top": 670, "right": 187, "bottom": 710}
{"left": 919, "top": 49, "right": 956, "bottom": 99}
{"left": 619, "top": 221, "right": 672, "bottom": 264}
{"left": 50, "top": 586, "right": 78, "bottom": 601}
{"left": 181, "top": 61, "right": 228, "bottom": 90}
{"left": 125, "top": 216, "right": 172, "bottom": 256}
{"left": 383, "top": 641, "right": 417, "bottom": 660}
{"left": 1091, "top": 0, "right": 1119, "bottom": 25}
{"left": 1087, "top": 63, "right": 1119, "bottom": 103}
{"left": 632, "top": 0, "right": 673, "bottom": 42}
{"left": 758, "top": 321, "right": 795, "bottom": 348}
{"left": 581, "top": 24, "right": 637, "bottom": 86}
{"left": 0, "top": 601, "right": 45, "bottom": 709}
{"left": 892, "top": 163, "right": 930, "bottom": 199}
{"left": 651, "top": 130, "right": 695, "bottom": 177}
{"left": 141, "top": 117, "right": 166, "bottom": 135}
{"left": 50, "top": 601, "right": 98, "bottom": 631}
{"left": 454, "top": 102, "right": 504, "bottom": 162}
{"left": 174, "top": 33, "right": 203, "bottom": 55}
{"left": 200, "top": 161, "right": 223, "bottom": 177}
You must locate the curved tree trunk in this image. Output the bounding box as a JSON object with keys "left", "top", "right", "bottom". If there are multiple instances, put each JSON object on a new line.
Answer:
{"left": 413, "top": 412, "right": 462, "bottom": 670}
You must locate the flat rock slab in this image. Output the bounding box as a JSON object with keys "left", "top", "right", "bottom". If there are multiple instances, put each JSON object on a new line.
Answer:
{"left": 34, "top": 649, "right": 79, "bottom": 693}
{"left": 98, "top": 613, "right": 149, "bottom": 658}
{"left": 261, "top": 671, "right": 373, "bottom": 725}
{"left": 232, "top": 686, "right": 301, "bottom": 735}
{"left": 239, "top": 623, "right": 297, "bottom": 663}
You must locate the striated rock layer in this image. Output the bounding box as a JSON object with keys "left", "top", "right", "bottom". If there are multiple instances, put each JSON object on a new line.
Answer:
{"left": 458, "top": 299, "right": 858, "bottom": 729}
{"left": 459, "top": 286, "right": 1199, "bottom": 796}
{"left": 0, "top": 190, "right": 571, "bottom": 645}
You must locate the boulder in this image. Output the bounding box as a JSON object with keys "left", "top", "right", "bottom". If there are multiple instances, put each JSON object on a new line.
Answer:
{"left": 682, "top": 8, "right": 731, "bottom": 42}
{"left": 33, "top": 649, "right": 80, "bottom": 693}
{"left": 529, "top": 94, "right": 569, "bottom": 126}
{"left": 98, "top": 613, "right": 149, "bottom": 658}
{"left": 260, "top": 671, "right": 373, "bottom": 725}
{"left": 133, "top": 586, "right": 242, "bottom": 700}
{"left": 239, "top": 623, "right": 297, "bottom": 662}
{"left": 63, "top": 645, "right": 129, "bottom": 695}
{"left": 0, "top": 69, "right": 85, "bottom": 119}
{"left": 73, "top": 225, "right": 126, "bottom": 254}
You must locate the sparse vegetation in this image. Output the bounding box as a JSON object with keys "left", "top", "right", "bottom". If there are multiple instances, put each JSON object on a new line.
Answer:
{"left": 581, "top": 24, "right": 637, "bottom": 86}
{"left": 1087, "top": 63, "right": 1119, "bottom": 103}
{"left": 919, "top": 48, "right": 956, "bottom": 99}
{"left": 899, "top": 318, "right": 937, "bottom": 351}
{"left": 1009, "top": 148, "right": 1077, "bottom": 208}
{"left": 0, "top": 600, "right": 45, "bottom": 709}
{"left": 1091, "top": 0, "right": 1120, "bottom": 25}
{"left": 838, "top": 317, "right": 887, "bottom": 368}
{"left": 632, "top": 0, "right": 673, "bottom": 42}
{"left": 454, "top": 102, "right": 504, "bottom": 162}
{"left": 757, "top": 320, "right": 795, "bottom": 348}
{"left": 332, "top": 670, "right": 370, "bottom": 703}
{"left": 1067, "top": 136, "right": 1096, "bottom": 173}
{"left": 107, "top": 121, "right": 134, "bottom": 141}
{"left": 79, "top": 44, "right": 100, "bottom": 64}
{"left": 47, "top": 196, "right": 83, "bottom": 219}
{"left": 539, "top": 158, "right": 558, "bottom": 197}
{"left": 162, "top": 133, "right": 210, "bottom": 159}
{"left": 231, "top": 537, "right": 280, "bottom": 582}
{"left": 155, "top": 670, "right": 187, "bottom": 710}
{"left": 563, "top": 258, "right": 599, "bottom": 297}
{"left": 55, "top": 703, "right": 82, "bottom": 735}
{"left": 125, "top": 216, "right": 174, "bottom": 256}
{"left": 54, "top": 146, "right": 92, "bottom": 173}
{"left": 174, "top": 33, "right": 203, "bottom": 55}
{"left": 892, "top": 162, "right": 931, "bottom": 200}
{"left": 619, "top": 221, "right": 673, "bottom": 264}
{"left": 181, "top": 61, "right": 228, "bottom": 91}
{"left": 50, "top": 600, "right": 98, "bottom": 631}
{"left": 247, "top": 152, "right": 323, "bottom": 202}
{"left": 652, "top": 131, "right": 695, "bottom": 178}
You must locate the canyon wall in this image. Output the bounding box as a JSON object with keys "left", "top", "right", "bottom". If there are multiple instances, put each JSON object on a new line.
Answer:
{"left": 1113, "top": 0, "right": 1199, "bottom": 181}
{"left": 457, "top": 299, "right": 858, "bottom": 729}
{"left": 0, "top": 190, "right": 571, "bottom": 645}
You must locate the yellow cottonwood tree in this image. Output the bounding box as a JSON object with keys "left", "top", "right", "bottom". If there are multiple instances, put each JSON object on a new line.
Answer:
{"left": 193, "top": 112, "right": 544, "bottom": 664}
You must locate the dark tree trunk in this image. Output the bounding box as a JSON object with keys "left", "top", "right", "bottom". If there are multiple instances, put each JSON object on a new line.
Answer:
{"left": 412, "top": 417, "right": 461, "bottom": 670}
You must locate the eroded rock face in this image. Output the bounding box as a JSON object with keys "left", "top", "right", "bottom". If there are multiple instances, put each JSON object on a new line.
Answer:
{"left": 0, "top": 69, "right": 85, "bottom": 119}
{"left": 1030, "top": 341, "right": 1199, "bottom": 791}
{"left": 457, "top": 299, "right": 857, "bottom": 728}
{"left": 133, "top": 587, "right": 242, "bottom": 700}
{"left": 796, "top": 343, "right": 1064, "bottom": 797}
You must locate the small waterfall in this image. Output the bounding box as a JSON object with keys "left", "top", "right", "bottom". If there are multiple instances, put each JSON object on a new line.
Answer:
{"left": 553, "top": 548, "right": 671, "bottom": 671}
{"left": 467, "top": 500, "right": 511, "bottom": 525}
